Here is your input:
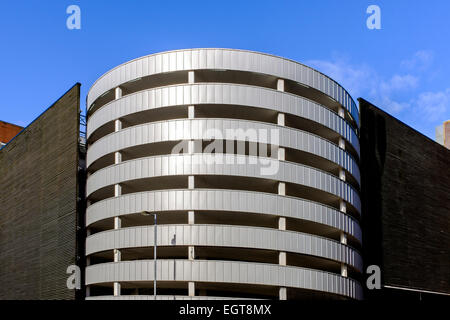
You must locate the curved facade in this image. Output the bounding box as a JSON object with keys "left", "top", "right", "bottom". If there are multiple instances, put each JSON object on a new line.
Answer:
{"left": 85, "top": 48, "right": 362, "bottom": 300}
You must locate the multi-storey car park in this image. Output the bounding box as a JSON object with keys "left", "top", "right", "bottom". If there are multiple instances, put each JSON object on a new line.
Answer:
{"left": 84, "top": 48, "right": 363, "bottom": 300}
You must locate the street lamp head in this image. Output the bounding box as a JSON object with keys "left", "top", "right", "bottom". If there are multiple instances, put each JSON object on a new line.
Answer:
{"left": 140, "top": 211, "right": 151, "bottom": 216}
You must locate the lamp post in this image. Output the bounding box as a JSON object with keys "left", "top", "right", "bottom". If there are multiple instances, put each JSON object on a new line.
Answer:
{"left": 141, "top": 211, "right": 156, "bottom": 299}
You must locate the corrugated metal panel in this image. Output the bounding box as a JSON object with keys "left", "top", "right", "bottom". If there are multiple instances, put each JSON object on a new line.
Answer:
{"left": 87, "top": 118, "right": 359, "bottom": 183}
{"left": 87, "top": 83, "right": 360, "bottom": 156}
{"left": 87, "top": 49, "right": 358, "bottom": 126}
{"left": 86, "top": 189, "right": 361, "bottom": 242}
{"left": 87, "top": 154, "right": 361, "bottom": 214}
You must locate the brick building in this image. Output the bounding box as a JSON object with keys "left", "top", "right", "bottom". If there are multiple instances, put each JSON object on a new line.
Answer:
{"left": 0, "top": 121, "right": 23, "bottom": 146}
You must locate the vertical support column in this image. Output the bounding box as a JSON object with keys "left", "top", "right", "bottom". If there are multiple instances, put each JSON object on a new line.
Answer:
{"left": 278, "top": 147, "right": 285, "bottom": 161}
{"left": 114, "top": 216, "right": 121, "bottom": 229}
{"left": 114, "top": 249, "right": 121, "bottom": 262}
{"left": 113, "top": 110, "right": 122, "bottom": 297}
{"left": 278, "top": 179, "right": 286, "bottom": 296}
{"left": 113, "top": 154, "right": 122, "bottom": 223}
{"left": 188, "top": 140, "right": 195, "bottom": 154}
{"left": 114, "top": 184, "right": 122, "bottom": 197}
{"left": 278, "top": 218, "right": 286, "bottom": 264}
{"left": 154, "top": 213, "right": 157, "bottom": 299}
{"left": 113, "top": 190, "right": 121, "bottom": 254}
{"left": 278, "top": 182, "right": 285, "bottom": 196}
{"left": 85, "top": 227, "right": 91, "bottom": 297}
{"left": 188, "top": 211, "right": 195, "bottom": 224}
{"left": 188, "top": 246, "right": 195, "bottom": 261}
{"left": 114, "top": 118, "right": 122, "bottom": 200}
{"left": 188, "top": 105, "right": 195, "bottom": 119}
{"left": 277, "top": 79, "right": 285, "bottom": 92}
{"left": 340, "top": 232, "right": 347, "bottom": 245}
{"left": 279, "top": 287, "right": 287, "bottom": 300}
{"left": 188, "top": 71, "right": 195, "bottom": 84}
{"left": 188, "top": 282, "right": 195, "bottom": 297}
{"left": 278, "top": 217, "right": 286, "bottom": 231}
{"left": 188, "top": 208, "right": 195, "bottom": 263}
{"left": 279, "top": 252, "right": 286, "bottom": 266}
{"left": 340, "top": 200, "right": 347, "bottom": 213}
{"left": 276, "top": 78, "right": 285, "bottom": 128}
{"left": 115, "top": 150, "right": 122, "bottom": 164}
{"left": 277, "top": 113, "right": 285, "bottom": 126}
{"left": 339, "top": 168, "right": 346, "bottom": 182}
{"left": 115, "top": 119, "right": 122, "bottom": 133}
{"left": 338, "top": 107, "right": 345, "bottom": 119}
{"left": 276, "top": 79, "right": 286, "bottom": 184}
{"left": 113, "top": 206, "right": 121, "bottom": 297}
{"left": 115, "top": 87, "right": 122, "bottom": 100}
{"left": 114, "top": 283, "right": 121, "bottom": 296}
{"left": 337, "top": 107, "right": 345, "bottom": 152}
{"left": 341, "top": 264, "right": 348, "bottom": 278}
{"left": 186, "top": 103, "right": 195, "bottom": 178}
{"left": 339, "top": 198, "right": 347, "bottom": 278}
{"left": 188, "top": 175, "right": 195, "bottom": 189}
{"left": 278, "top": 216, "right": 287, "bottom": 296}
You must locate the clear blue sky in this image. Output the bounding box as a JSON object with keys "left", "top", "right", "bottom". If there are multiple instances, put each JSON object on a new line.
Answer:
{"left": 1, "top": 0, "right": 449, "bottom": 139}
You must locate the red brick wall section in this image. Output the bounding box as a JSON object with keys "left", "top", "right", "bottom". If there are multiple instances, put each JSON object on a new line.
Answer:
{"left": 0, "top": 121, "right": 23, "bottom": 144}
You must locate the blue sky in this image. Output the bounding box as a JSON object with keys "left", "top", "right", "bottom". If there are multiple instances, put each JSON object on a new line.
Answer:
{"left": 1, "top": 0, "right": 449, "bottom": 139}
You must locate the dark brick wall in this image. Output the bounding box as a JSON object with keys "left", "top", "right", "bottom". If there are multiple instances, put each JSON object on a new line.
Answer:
{"left": 0, "top": 84, "right": 81, "bottom": 299}
{"left": 359, "top": 98, "right": 450, "bottom": 299}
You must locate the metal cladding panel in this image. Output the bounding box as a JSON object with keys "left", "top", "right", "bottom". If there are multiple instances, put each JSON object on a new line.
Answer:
{"left": 85, "top": 260, "right": 362, "bottom": 299}
{"left": 87, "top": 84, "right": 359, "bottom": 155}
{"left": 87, "top": 118, "right": 359, "bottom": 183}
{"left": 360, "top": 98, "right": 450, "bottom": 298}
{"left": 0, "top": 84, "right": 81, "bottom": 299}
{"left": 0, "top": 121, "right": 23, "bottom": 144}
{"left": 86, "top": 225, "right": 361, "bottom": 271}
{"left": 86, "top": 154, "right": 361, "bottom": 213}
{"left": 87, "top": 49, "right": 358, "bottom": 124}
{"left": 86, "top": 189, "right": 361, "bottom": 241}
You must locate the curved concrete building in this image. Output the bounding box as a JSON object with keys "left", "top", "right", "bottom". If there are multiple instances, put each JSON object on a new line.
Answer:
{"left": 85, "top": 48, "right": 363, "bottom": 300}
